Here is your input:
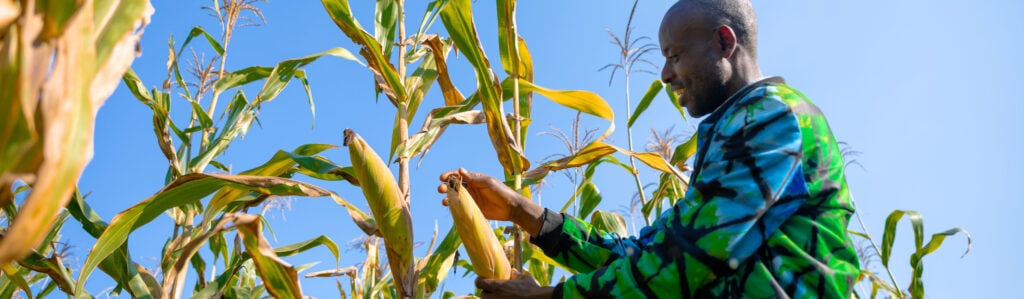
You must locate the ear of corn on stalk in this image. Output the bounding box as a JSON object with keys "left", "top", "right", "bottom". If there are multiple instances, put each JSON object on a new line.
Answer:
{"left": 344, "top": 129, "right": 415, "bottom": 296}
{"left": 446, "top": 175, "right": 512, "bottom": 280}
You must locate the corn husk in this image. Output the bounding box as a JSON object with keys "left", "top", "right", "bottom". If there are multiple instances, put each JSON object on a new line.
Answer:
{"left": 446, "top": 176, "right": 511, "bottom": 280}
{"left": 344, "top": 129, "right": 415, "bottom": 296}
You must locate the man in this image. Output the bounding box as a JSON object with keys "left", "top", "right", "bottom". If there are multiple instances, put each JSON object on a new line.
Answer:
{"left": 438, "top": 0, "right": 860, "bottom": 297}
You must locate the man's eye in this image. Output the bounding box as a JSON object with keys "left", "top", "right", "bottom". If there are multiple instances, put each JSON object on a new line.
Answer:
{"left": 669, "top": 55, "right": 679, "bottom": 62}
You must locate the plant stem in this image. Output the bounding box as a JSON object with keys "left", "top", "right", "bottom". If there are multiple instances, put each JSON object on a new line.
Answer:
{"left": 511, "top": 13, "right": 525, "bottom": 273}
{"left": 623, "top": 72, "right": 650, "bottom": 225}
{"left": 397, "top": 0, "right": 410, "bottom": 204}
{"left": 850, "top": 193, "right": 903, "bottom": 297}
{"left": 395, "top": 2, "right": 415, "bottom": 297}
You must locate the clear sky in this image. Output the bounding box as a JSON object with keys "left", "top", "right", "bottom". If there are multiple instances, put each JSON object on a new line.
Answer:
{"left": 62, "top": 0, "right": 1021, "bottom": 297}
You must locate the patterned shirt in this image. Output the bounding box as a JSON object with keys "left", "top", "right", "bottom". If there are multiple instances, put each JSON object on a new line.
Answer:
{"left": 531, "top": 77, "right": 860, "bottom": 298}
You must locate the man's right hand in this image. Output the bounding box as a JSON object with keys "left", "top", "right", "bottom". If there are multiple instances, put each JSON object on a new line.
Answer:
{"left": 437, "top": 168, "right": 545, "bottom": 235}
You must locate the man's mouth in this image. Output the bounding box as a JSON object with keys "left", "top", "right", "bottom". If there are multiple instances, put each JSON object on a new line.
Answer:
{"left": 673, "top": 87, "right": 685, "bottom": 95}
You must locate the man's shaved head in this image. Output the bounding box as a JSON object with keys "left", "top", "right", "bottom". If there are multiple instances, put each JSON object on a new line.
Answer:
{"left": 666, "top": 0, "right": 758, "bottom": 53}
{"left": 659, "top": 0, "right": 763, "bottom": 117}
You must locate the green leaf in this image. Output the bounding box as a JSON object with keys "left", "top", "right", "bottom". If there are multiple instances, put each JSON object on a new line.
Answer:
{"left": 329, "top": 193, "right": 378, "bottom": 237}
{"left": 880, "top": 210, "right": 924, "bottom": 267}
{"left": 66, "top": 191, "right": 157, "bottom": 299}
{"left": 440, "top": 0, "right": 526, "bottom": 177}
{"left": 417, "top": 226, "right": 461, "bottom": 297}
{"left": 275, "top": 235, "right": 340, "bottom": 268}
{"left": 628, "top": 80, "right": 663, "bottom": 128}
{"left": 374, "top": 0, "right": 399, "bottom": 60}
{"left": 292, "top": 69, "right": 316, "bottom": 129}
{"left": 214, "top": 66, "right": 273, "bottom": 94}
{"left": 74, "top": 174, "right": 332, "bottom": 298}
{"left": 397, "top": 110, "right": 485, "bottom": 160}
{"left": 255, "top": 47, "right": 360, "bottom": 106}
{"left": 909, "top": 227, "right": 971, "bottom": 299}
{"left": 204, "top": 144, "right": 337, "bottom": 224}
{"left": 591, "top": 210, "right": 628, "bottom": 236}
{"left": 575, "top": 181, "right": 602, "bottom": 219}
{"left": 321, "top": 0, "right": 406, "bottom": 102}
{"left": 92, "top": 0, "right": 152, "bottom": 67}
{"left": 121, "top": 68, "right": 154, "bottom": 106}
{"left": 1, "top": 264, "right": 32, "bottom": 299}
{"left": 663, "top": 83, "right": 688, "bottom": 120}
{"left": 190, "top": 100, "right": 214, "bottom": 129}
{"left": 671, "top": 132, "right": 698, "bottom": 167}
{"left": 236, "top": 214, "right": 304, "bottom": 299}
{"left": 189, "top": 107, "right": 254, "bottom": 172}
{"left": 180, "top": 26, "right": 225, "bottom": 56}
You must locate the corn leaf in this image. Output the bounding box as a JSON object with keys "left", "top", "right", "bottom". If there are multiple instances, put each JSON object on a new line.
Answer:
{"left": 235, "top": 214, "right": 304, "bottom": 299}
{"left": 330, "top": 193, "right": 378, "bottom": 237}
{"left": 440, "top": 0, "right": 527, "bottom": 177}
{"left": 255, "top": 47, "right": 360, "bottom": 106}
{"left": 417, "top": 226, "right": 461, "bottom": 297}
{"left": 423, "top": 35, "right": 466, "bottom": 106}
{"left": 293, "top": 69, "right": 316, "bottom": 129}
{"left": 0, "top": 0, "right": 153, "bottom": 267}
{"left": 671, "top": 132, "right": 698, "bottom": 167}
{"left": 909, "top": 227, "right": 971, "bottom": 299}
{"left": 591, "top": 210, "right": 628, "bottom": 236}
{"left": 321, "top": 0, "right": 406, "bottom": 102}
{"left": 179, "top": 25, "right": 224, "bottom": 56}
{"left": 213, "top": 66, "right": 273, "bottom": 93}
{"left": 189, "top": 106, "right": 254, "bottom": 172}
{"left": 880, "top": 210, "right": 924, "bottom": 267}
{"left": 66, "top": 190, "right": 158, "bottom": 298}
{"left": 204, "top": 144, "right": 336, "bottom": 225}
{"left": 191, "top": 100, "right": 214, "bottom": 129}
{"left": 275, "top": 235, "right": 341, "bottom": 263}
{"left": 75, "top": 173, "right": 331, "bottom": 298}
{"left": 628, "top": 80, "right": 663, "bottom": 128}
{"left": 575, "top": 181, "right": 601, "bottom": 219}
{"left": 505, "top": 79, "right": 614, "bottom": 126}
{"left": 397, "top": 110, "right": 485, "bottom": 160}
{"left": 162, "top": 214, "right": 243, "bottom": 298}
{"left": 664, "top": 84, "right": 688, "bottom": 120}
{"left": 390, "top": 42, "right": 442, "bottom": 160}
{"left": 374, "top": 0, "right": 399, "bottom": 60}
{"left": 1, "top": 264, "right": 32, "bottom": 299}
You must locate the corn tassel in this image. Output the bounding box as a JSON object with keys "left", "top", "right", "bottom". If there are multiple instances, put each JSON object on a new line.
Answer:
{"left": 446, "top": 176, "right": 512, "bottom": 280}
{"left": 344, "top": 129, "right": 415, "bottom": 296}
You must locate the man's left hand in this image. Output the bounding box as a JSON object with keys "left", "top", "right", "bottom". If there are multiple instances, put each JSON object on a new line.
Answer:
{"left": 475, "top": 270, "right": 554, "bottom": 299}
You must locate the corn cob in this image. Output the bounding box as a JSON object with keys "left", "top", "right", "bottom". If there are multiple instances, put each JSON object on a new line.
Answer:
{"left": 344, "top": 129, "right": 414, "bottom": 296}
{"left": 446, "top": 175, "right": 512, "bottom": 280}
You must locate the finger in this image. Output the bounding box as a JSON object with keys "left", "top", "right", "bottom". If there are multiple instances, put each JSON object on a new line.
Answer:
{"left": 475, "top": 276, "right": 500, "bottom": 291}
{"left": 437, "top": 183, "right": 449, "bottom": 194}
{"left": 442, "top": 197, "right": 449, "bottom": 207}
{"left": 458, "top": 168, "right": 474, "bottom": 182}
{"left": 439, "top": 170, "right": 453, "bottom": 182}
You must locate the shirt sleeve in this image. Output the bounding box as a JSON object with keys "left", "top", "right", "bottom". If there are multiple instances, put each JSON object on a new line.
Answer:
{"left": 532, "top": 96, "right": 810, "bottom": 298}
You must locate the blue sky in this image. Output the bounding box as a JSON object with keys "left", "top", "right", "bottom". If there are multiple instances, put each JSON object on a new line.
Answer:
{"left": 63, "top": 0, "right": 1021, "bottom": 297}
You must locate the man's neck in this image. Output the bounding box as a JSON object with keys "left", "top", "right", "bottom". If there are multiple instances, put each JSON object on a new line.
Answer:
{"left": 725, "top": 55, "right": 763, "bottom": 97}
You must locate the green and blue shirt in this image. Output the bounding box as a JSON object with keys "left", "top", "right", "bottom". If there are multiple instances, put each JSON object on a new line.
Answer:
{"left": 532, "top": 77, "right": 860, "bottom": 298}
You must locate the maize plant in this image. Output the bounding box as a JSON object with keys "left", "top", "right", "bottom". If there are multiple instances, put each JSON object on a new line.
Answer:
{"left": 69, "top": 0, "right": 361, "bottom": 297}
{"left": 317, "top": 0, "right": 696, "bottom": 295}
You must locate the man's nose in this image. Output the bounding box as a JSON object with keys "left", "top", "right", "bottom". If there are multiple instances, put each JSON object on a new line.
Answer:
{"left": 661, "top": 62, "right": 673, "bottom": 84}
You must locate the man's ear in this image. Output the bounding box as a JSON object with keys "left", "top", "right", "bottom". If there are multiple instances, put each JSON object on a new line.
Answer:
{"left": 715, "top": 25, "right": 737, "bottom": 58}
